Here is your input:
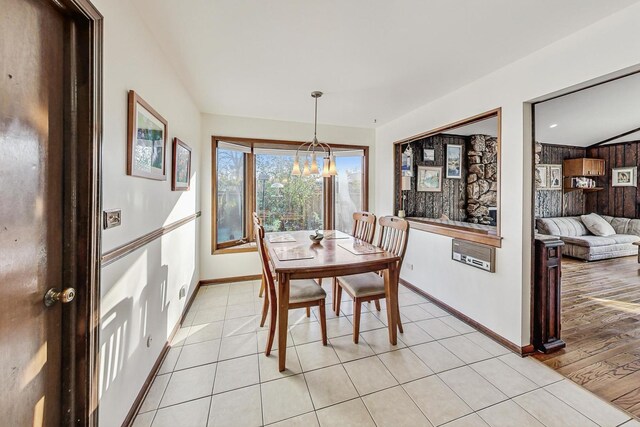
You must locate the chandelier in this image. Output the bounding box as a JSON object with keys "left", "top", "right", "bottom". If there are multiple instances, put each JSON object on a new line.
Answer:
{"left": 291, "top": 91, "right": 337, "bottom": 177}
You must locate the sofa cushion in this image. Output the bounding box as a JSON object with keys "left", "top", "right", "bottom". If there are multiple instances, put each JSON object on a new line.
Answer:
{"left": 610, "top": 234, "right": 640, "bottom": 244}
{"left": 561, "top": 234, "right": 639, "bottom": 247}
{"left": 581, "top": 213, "right": 616, "bottom": 236}
{"left": 536, "top": 217, "right": 589, "bottom": 237}
{"left": 606, "top": 216, "right": 640, "bottom": 237}
{"left": 561, "top": 235, "right": 617, "bottom": 248}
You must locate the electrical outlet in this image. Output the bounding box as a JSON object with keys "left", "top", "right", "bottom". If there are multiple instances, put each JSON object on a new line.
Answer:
{"left": 179, "top": 286, "right": 186, "bottom": 299}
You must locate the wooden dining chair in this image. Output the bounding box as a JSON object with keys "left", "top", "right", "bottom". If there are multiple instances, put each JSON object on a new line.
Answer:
{"left": 252, "top": 212, "right": 267, "bottom": 298}
{"left": 334, "top": 216, "right": 409, "bottom": 343}
{"left": 254, "top": 222, "right": 328, "bottom": 355}
{"left": 331, "top": 211, "right": 377, "bottom": 311}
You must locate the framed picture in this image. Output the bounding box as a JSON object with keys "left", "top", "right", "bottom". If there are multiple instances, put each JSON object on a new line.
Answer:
{"left": 535, "top": 165, "right": 548, "bottom": 189}
{"left": 446, "top": 144, "right": 463, "bottom": 179}
{"left": 417, "top": 166, "right": 442, "bottom": 192}
{"left": 423, "top": 148, "right": 435, "bottom": 162}
{"left": 127, "top": 90, "right": 168, "bottom": 180}
{"left": 401, "top": 145, "right": 413, "bottom": 177}
{"left": 172, "top": 138, "right": 192, "bottom": 191}
{"left": 548, "top": 164, "right": 562, "bottom": 190}
{"left": 612, "top": 167, "right": 637, "bottom": 187}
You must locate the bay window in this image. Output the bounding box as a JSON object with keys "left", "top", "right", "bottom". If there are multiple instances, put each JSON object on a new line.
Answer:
{"left": 212, "top": 137, "right": 368, "bottom": 253}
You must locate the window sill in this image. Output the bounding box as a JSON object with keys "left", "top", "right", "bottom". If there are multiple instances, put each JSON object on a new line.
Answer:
{"left": 213, "top": 241, "right": 257, "bottom": 255}
{"left": 407, "top": 218, "right": 503, "bottom": 248}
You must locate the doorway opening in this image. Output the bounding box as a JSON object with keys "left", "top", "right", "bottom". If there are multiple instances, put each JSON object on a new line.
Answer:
{"left": 530, "top": 70, "right": 640, "bottom": 417}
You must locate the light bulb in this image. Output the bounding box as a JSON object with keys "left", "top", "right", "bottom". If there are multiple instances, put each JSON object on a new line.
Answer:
{"left": 329, "top": 155, "right": 337, "bottom": 176}
{"left": 322, "top": 157, "right": 330, "bottom": 177}
{"left": 310, "top": 153, "right": 319, "bottom": 174}
{"left": 291, "top": 155, "right": 301, "bottom": 175}
{"left": 302, "top": 160, "right": 311, "bottom": 176}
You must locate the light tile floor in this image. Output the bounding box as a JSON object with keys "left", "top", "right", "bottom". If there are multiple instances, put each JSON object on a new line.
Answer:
{"left": 133, "top": 280, "right": 640, "bottom": 427}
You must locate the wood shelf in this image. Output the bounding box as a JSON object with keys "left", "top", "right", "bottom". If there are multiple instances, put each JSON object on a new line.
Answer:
{"left": 563, "top": 187, "right": 603, "bottom": 194}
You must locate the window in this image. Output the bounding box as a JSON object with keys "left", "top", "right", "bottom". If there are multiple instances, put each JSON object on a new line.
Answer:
{"left": 255, "top": 150, "right": 324, "bottom": 232}
{"left": 215, "top": 143, "right": 249, "bottom": 248}
{"left": 212, "top": 137, "right": 368, "bottom": 253}
{"left": 333, "top": 153, "right": 365, "bottom": 234}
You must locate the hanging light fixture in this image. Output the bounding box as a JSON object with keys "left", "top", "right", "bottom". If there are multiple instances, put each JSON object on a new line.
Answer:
{"left": 291, "top": 91, "right": 337, "bottom": 177}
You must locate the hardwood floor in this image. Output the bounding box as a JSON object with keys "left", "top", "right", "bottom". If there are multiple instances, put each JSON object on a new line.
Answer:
{"left": 534, "top": 255, "right": 640, "bottom": 418}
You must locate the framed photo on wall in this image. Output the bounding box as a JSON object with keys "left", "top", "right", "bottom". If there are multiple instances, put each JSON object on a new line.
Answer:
{"left": 423, "top": 148, "right": 435, "bottom": 162}
{"left": 535, "top": 165, "right": 548, "bottom": 189}
{"left": 401, "top": 145, "right": 413, "bottom": 177}
{"left": 612, "top": 166, "right": 637, "bottom": 187}
{"left": 172, "top": 138, "right": 192, "bottom": 191}
{"left": 446, "top": 144, "right": 463, "bottom": 179}
{"left": 127, "top": 90, "right": 168, "bottom": 180}
{"left": 548, "top": 164, "right": 562, "bottom": 190}
{"left": 417, "top": 166, "right": 442, "bottom": 192}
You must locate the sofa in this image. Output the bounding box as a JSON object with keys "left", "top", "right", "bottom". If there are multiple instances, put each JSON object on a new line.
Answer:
{"left": 536, "top": 215, "right": 640, "bottom": 261}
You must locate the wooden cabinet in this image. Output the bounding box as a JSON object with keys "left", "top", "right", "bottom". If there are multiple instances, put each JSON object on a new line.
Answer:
{"left": 563, "top": 158, "right": 605, "bottom": 177}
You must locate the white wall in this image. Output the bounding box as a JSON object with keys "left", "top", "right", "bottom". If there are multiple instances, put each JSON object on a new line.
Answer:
{"left": 200, "top": 113, "right": 375, "bottom": 280}
{"left": 375, "top": 4, "right": 640, "bottom": 348}
{"left": 94, "top": 0, "right": 202, "bottom": 425}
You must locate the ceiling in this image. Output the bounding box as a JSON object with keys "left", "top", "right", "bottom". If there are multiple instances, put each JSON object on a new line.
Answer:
{"left": 535, "top": 72, "right": 640, "bottom": 147}
{"left": 132, "top": 0, "right": 639, "bottom": 128}
{"left": 441, "top": 116, "right": 498, "bottom": 138}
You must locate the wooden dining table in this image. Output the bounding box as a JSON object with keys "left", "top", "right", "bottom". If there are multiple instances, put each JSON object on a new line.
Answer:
{"left": 265, "top": 230, "right": 402, "bottom": 371}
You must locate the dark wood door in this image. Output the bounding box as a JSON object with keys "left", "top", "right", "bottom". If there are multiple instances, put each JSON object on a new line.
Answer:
{"left": 1, "top": 0, "right": 66, "bottom": 424}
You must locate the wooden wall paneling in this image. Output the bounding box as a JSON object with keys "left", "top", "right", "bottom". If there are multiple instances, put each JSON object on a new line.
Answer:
{"left": 615, "top": 145, "right": 625, "bottom": 215}
{"left": 623, "top": 143, "right": 637, "bottom": 218}
{"left": 396, "top": 134, "right": 468, "bottom": 221}
{"left": 535, "top": 144, "right": 586, "bottom": 218}
{"left": 586, "top": 141, "right": 640, "bottom": 218}
{"left": 608, "top": 146, "right": 616, "bottom": 216}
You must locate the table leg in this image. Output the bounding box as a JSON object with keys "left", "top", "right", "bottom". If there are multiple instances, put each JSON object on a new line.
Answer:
{"left": 277, "top": 272, "right": 290, "bottom": 372}
{"left": 384, "top": 262, "right": 398, "bottom": 345}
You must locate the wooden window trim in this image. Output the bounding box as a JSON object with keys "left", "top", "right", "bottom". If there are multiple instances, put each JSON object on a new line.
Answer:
{"left": 211, "top": 136, "right": 369, "bottom": 254}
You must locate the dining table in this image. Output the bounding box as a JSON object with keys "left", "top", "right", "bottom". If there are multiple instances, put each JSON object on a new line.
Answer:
{"left": 264, "top": 229, "right": 402, "bottom": 371}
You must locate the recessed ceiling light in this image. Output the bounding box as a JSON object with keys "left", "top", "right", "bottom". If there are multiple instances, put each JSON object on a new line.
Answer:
{"left": 549, "top": 123, "right": 558, "bottom": 128}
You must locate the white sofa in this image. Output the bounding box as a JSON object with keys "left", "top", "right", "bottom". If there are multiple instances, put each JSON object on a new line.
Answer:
{"left": 536, "top": 215, "right": 640, "bottom": 261}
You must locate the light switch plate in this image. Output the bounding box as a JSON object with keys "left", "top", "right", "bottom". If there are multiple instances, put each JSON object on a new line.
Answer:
{"left": 103, "top": 209, "right": 122, "bottom": 229}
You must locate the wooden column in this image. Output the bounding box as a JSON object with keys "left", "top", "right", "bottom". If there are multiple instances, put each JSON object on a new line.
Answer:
{"left": 533, "top": 236, "right": 566, "bottom": 353}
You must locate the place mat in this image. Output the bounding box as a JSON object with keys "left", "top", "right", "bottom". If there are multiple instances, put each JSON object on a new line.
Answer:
{"left": 273, "top": 246, "right": 315, "bottom": 261}
{"left": 268, "top": 234, "right": 296, "bottom": 243}
{"left": 323, "top": 230, "right": 350, "bottom": 240}
{"left": 338, "top": 240, "right": 385, "bottom": 255}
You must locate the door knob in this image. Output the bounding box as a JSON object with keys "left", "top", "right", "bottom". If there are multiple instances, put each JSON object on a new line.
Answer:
{"left": 44, "top": 288, "right": 76, "bottom": 307}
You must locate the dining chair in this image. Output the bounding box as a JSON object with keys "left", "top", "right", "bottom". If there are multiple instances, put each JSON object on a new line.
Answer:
{"left": 253, "top": 212, "right": 266, "bottom": 298}
{"left": 331, "top": 211, "right": 377, "bottom": 311}
{"left": 334, "top": 216, "right": 409, "bottom": 343}
{"left": 254, "top": 222, "right": 328, "bottom": 355}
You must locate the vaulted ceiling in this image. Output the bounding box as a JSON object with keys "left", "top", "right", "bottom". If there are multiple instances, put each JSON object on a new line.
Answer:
{"left": 535, "top": 72, "right": 640, "bottom": 147}
{"left": 132, "top": 0, "right": 639, "bottom": 128}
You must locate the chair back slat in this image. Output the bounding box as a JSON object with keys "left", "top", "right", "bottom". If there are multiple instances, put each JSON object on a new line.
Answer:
{"left": 252, "top": 211, "right": 262, "bottom": 226}
{"left": 254, "top": 218, "right": 277, "bottom": 301}
{"left": 352, "top": 211, "right": 376, "bottom": 243}
{"left": 376, "top": 216, "right": 410, "bottom": 270}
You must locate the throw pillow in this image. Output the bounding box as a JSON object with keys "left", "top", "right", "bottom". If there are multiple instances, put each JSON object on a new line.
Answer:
{"left": 581, "top": 213, "right": 616, "bottom": 236}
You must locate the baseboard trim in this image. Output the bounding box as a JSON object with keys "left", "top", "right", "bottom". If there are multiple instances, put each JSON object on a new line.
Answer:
{"left": 199, "top": 274, "right": 262, "bottom": 286}
{"left": 399, "top": 278, "right": 533, "bottom": 356}
{"left": 122, "top": 281, "right": 201, "bottom": 427}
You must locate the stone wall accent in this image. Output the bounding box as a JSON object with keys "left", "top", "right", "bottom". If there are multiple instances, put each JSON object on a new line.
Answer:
{"left": 466, "top": 135, "right": 498, "bottom": 224}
